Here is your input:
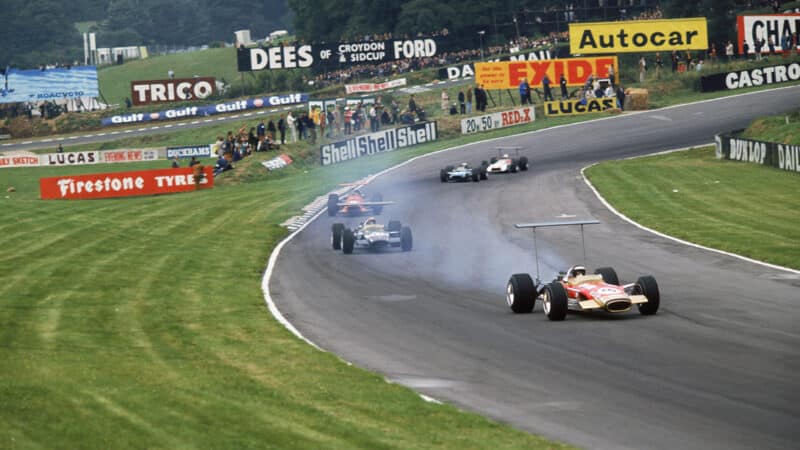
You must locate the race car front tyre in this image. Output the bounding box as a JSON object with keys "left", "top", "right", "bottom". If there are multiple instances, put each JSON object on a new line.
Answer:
{"left": 387, "top": 220, "right": 401, "bottom": 232}
{"left": 440, "top": 169, "right": 448, "bottom": 182}
{"left": 635, "top": 275, "right": 660, "bottom": 315}
{"left": 372, "top": 192, "right": 383, "bottom": 215}
{"left": 331, "top": 223, "right": 344, "bottom": 250}
{"left": 471, "top": 169, "right": 480, "bottom": 182}
{"left": 342, "top": 229, "right": 355, "bottom": 254}
{"left": 327, "top": 194, "right": 339, "bottom": 216}
{"left": 594, "top": 267, "right": 619, "bottom": 286}
{"left": 519, "top": 156, "right": 529, "bottom": 171}
{"left": 400, "top": 227, "right": 413, "bottom": 251}
{"left": 507, "top": 273, "right": 535, "bottom": 313}
{"left": 543, "top": 282, "right": 568, "bottom": 321}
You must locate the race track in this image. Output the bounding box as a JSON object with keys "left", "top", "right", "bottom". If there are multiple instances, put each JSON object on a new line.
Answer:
{"left": 270, "top": 86, "right": 800, "bottom": 450}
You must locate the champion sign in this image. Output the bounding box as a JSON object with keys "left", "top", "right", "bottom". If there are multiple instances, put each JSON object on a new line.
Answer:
{"left": 102, "top": 93, "right": 308, "bottom": 126}
{"left": 461, "top": 107, "right": 535, "bottom": 134}
{"left": 700, "top": 62, "right": 800, "bottom": 92}
{"left": 166, "top": 145, "right": 212, "bottom": 159}
{"left": 320, "top": 122, "right": 438, "bottom": 166}
{"left": 737, "top": 14, "right": 800, "bottom": 54}
{"left": 40, "top": 167, "right": 214, "bottom": 200}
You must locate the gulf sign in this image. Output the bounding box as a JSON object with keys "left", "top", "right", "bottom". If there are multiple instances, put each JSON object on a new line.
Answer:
{"left": 544, "top": 98, "right": 617, "bottom": 116}
{"left": 569, "top": 18, "right": 708, "bottom": 54}
{"left": 40, "top": 167, "right": 213, "bottom": 200}
{"left": 475, "top": 56, "right": 617, "bottom": 90}
{"left": 737, "top": 14, "right": 800, "bottom": 54}
{"left": 131, "top": 77, "right": 216, "bottom": 105}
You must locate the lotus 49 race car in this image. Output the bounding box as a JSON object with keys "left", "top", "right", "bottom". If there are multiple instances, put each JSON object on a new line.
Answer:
{"left": 483, "top": 147, "right": 529, "bottom": 174}
{"left": 505, "top": 220, "right": 660, "bottom": 321}
{"left": 327, "top": 189, "right": 394, "bottom": 216}
{"left": 440, "top": 162, "right": 487, "bottom": 182}
{"left": 331, "top": 217, "right": 413, "bottom": 254}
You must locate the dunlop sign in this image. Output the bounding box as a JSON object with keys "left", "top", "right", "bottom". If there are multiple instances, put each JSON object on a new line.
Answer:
{"left": 544, "top": 98, "right": 616, "bottom": 116}
{"left": 569, "top": 18, "right": 708, "bottom": 54}
{"left": 715, "top": 133, "right": 800, "bottom": 173}
{"left": 475, "top": 56, "right": 617, "bottom": 90}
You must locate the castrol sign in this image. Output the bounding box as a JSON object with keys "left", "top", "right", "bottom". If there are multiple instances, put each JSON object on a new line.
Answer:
{"left": 131, "top": 78, "right": 216, "bottom": 105}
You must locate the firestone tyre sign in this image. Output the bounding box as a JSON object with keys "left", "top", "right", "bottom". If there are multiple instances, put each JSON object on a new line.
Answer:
{"left": 40, "top": 167, "right": 214, "bottom": 200}
{"left": 460, "top": 107, "right": 535, "bottom": 134}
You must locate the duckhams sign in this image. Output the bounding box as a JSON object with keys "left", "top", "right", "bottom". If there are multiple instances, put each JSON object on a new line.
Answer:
{"left": 569, "top": 18, "right": 708, "bottom": 54}
{"left": 320, "top": 121, "right": 438, "bottom": 166}
{"left": 700, "top": 62, "right": 800, "bottom": 92}
{"left": 716, "top": 132, "right": 800, "bottom": 173}
{"left": 101, "top": 93, "right": 308, "bottom": 126}
{"left": 544, "top": 98, "right": 616, "bottom": 116}
{"left": 475, "top": 56, "right": 617, "bottom": 90}
{"left": 40, "top": 166, "right": 214, "bottom": 200}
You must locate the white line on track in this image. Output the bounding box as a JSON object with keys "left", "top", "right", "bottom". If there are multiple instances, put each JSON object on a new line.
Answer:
{"left": 98, "top": 133, "right": 106, "bottom": 136}
{"left": 67, "top": 136, "right": 78, "bottom": 139}
{"left": 1, "top": 143, "right": 11, "bottom": 146}
{"left": 110, "top": 131, "right": 120, "bottom": 135}
{"left": 191, "top": 121, "right": 200, "bottom": 124}
{"left": 22, "top": 141, "right": 32, "bottom": 144}
{"left": 164, "top": 124, "right": 173, "bottom": 128}
{"left": 137, "top": 128, "right": 146, "bottom": 131}
{"left": 42, "top": 139, "right": 53, "bottom": 143}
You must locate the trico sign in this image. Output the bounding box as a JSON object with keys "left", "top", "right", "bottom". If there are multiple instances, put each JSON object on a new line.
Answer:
{"left": 131, "top": 78, "right": 216, "bottom": 105}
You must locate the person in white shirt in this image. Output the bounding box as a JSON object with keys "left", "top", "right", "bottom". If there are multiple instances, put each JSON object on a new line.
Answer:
{"left": 286, "top": 112, "right": 297, "bottom": 143}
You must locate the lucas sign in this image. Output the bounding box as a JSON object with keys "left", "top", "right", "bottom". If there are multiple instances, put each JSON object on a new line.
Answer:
{"left": 475, "top": 57, "right": 617, "bottom": 90}
{"left": 569, "top": 18, "right": 708, "bottom": 54}
{"left": 544, "top": 98, "right": 616, "bottom": 116}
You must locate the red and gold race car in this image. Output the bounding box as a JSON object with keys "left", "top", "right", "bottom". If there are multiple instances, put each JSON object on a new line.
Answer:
{"left": 505, "top": 220, "right": 660, "bottom": 321}
{"left": 327, "top": 189, "right": 394, "bottom": 217}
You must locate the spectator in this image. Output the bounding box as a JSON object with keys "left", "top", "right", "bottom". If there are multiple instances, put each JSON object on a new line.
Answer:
{"left": 671, "top": 50, "right": 679, "bottom": 72}
{"left": 344, "top": 107, "right": 353, "bottom": 134}
{"left": 390, "top": 100, "right": 399, "bottom": 124}
{"left": 638, "top": 56, "right": 647, "bottom": 83}
{"left": 725, "top": 40, "right": 734, "bottom": 62}
{"left": 655, "top": 53, "right": 663, "bottom": 79}
{"left": 306, "top": 113, "right": 316, "bottom": 144}
{"left": 213, "top": 155, "right": 231, "bottom": 176}
{"left": 267, "top": 119, "right": 277, "bottom": 139}
{"left": 326, "top": 108, "right": 335, "bottom": 138}
{"left": 168, "top": 68, "right": 174, "bottom": 80}
{"left": 466, "top": 88, "right": 473, "bottom": 114}
{"left": 287, "top": 112, "right": 297, "bottom": 142}
{"left": 743, "top": 41, "right": 750, "bottom": 60}
{"left": 57, "top": 143, "right": 63, "bottom": 153}
{"left": 278, "top": 114, "right": 286, "bottom": 144}
{"left": 542, "top": 74, "right": 554, "bottom": 101}
{"left": 560, "top": 73, "right": 568, "bottom": 99}
{"left": 408, "top": 95, "right": 417, "bottom": 113}
{"left": 440, "top": 89, "right": 449, "bottom": 112}
{"left": 709, "top": 43, "right": 718, "bottom": 67}
{"left": 369, "top": 104, "right": 378, "bottom": 132}
{"left": 171, "top": 156, "right": 180, "bottom": 168}
{"left": 519, "top": 77, "right": 530, "bottom": 105}
{"left": 248, "top": 127, "right": 258, "bottom": 150}
{"left": 616, "top": 85, "right": 626, "bottom": 111}
{"left": 256, "top": 119, "right": 266, "bottom": 141}
{"left": 458, "top": 89, "right": 466, "bottom": 114}
{"left": 298, "top": 113, "right": 306, "bottom": 140}
{"left": 189, "top": 156, "right": 200, "bottom": 167}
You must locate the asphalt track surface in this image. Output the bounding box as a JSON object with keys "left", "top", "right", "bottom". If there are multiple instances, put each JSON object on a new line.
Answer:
{"left": 271, "top": 86, "right": 800, "bottom": 450}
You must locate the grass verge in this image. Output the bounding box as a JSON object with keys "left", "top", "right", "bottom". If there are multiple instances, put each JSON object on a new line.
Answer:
{"left": 585, "top": 146, "right": 799, "bottom": 269}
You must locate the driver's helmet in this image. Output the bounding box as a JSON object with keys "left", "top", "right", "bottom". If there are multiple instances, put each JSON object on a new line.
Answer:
{"left": 502, "top": 153, "right": 509, "bottom": 159}
{"left": 364, "top": 217, "right": 377, "bottom": 226}
{"left": 459, "top": 162, "right": 469, "bottom": 168}
{"left": 569, "top": 266, "right": 586, "bottom": 278}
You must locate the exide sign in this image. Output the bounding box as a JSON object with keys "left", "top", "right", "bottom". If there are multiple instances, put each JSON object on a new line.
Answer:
{"left": 131, "top": 77, "right": 216, "bottom": 106}
{"left": 40, "top": 167, "right": 214, "bottom": 200}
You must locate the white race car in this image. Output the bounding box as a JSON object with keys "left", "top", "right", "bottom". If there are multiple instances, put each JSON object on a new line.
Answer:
{"left": 331, "top": 217, "right": 412, "bottom": 254}
{"left": 483, "top": 147, "right": 528, "bottom": 174}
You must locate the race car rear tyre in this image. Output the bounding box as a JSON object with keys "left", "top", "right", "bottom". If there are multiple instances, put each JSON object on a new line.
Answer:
{"left": 400, "top": 227, "right": 413, "bottom": 251}
{"left": 331, "top": 223, "right": 344, "bottom": 250}
{"left": 440, "top": 169, "right": 448, "bottom": 182}
{"left": 342, "top": 229, "right": 355, "bottom": 254}
{"left": 372, "top": 192, "right": 383, "bottom": 215}
{"left": 327, "top": 194, "right": 339, "bottom": 216}
{"left": 519, "top": 156, "right": 529, "bottom": 171}
{"left": 471, "top": 169, "right": 480, "bottom": 182}
{"left": 594, "top": 267, "right": 619, "bottom": 286}
{"left": 507, "top": 273, "right": 535, "bottom": 314}
{"left": 387, "top": 220, "right": 401, "bottom": 232}
{"left": 510, "top": 162, "right": 517, "bottom": 173}
{"left": 635, "top": 275, "right": 660, "bottom": 315}
{"left": 479, "top": 167, "right": 487, "bottom": 180}
{"left": 543, "top": 282, "right": 568, "bottom": 321}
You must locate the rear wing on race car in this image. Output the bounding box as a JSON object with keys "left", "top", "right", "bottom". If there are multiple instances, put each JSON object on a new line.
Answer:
{"left": 514, "top": 219, "right": 601, "bottom": 283}
{"left": 494, "top": 146, "right": 523, "bottom": 157}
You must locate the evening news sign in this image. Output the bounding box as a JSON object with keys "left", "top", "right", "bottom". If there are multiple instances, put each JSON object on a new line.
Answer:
{"left": 320, "top": 122, "right": 438, "bottom": 166}
{"left": 40, "top": 167, "right": 214, "bottom": 200}
{"left": 475, "top": 56, "right": 618, "bottom": 90}
{"left": 569, "top": 18, "right": 708, "bottom": 54}
{"left": 461, "top": 107, "right": 535, "bottom": 134}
